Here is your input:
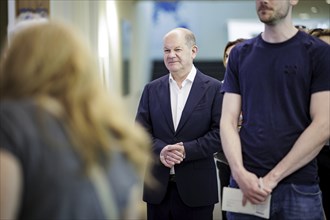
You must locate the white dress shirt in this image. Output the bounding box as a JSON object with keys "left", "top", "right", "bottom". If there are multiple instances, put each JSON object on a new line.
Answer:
{"left": 168, "top": 65, "right": 196, "bottom": 174}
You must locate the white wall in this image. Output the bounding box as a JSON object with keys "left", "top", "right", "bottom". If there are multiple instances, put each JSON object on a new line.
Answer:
{"left": 51, "top": 1, "right": 123, "bottom": 95}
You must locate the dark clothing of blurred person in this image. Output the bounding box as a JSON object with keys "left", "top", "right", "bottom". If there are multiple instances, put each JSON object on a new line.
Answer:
{"left": 0, "top": 100, "right": 138, "bottom": 219}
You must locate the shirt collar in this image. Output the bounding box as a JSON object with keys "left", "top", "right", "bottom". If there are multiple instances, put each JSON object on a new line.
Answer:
{"left": 169, "top": 65, "right": 197, "bottom": 84}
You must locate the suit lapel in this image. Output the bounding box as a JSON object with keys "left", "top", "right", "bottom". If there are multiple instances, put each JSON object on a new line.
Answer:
{"left": 157, "top": 76, "right": 175, "bottom": 133}
{"left": 175, "top": 71, "right": 208, "bottom": 134}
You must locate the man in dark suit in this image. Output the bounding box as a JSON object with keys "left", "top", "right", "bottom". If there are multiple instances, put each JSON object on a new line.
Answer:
{"left": 136, "top": 27, "right": 222, "bottom": 220}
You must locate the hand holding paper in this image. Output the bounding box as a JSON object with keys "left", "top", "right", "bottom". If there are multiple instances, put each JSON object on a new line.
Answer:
{"left": 222, "top": 187, "right": 271, "bottom": 219}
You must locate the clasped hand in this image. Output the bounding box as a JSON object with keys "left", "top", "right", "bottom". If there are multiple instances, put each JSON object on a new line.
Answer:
{"left": 234, "top": 169, "right": 274, "bottom": 206}
{"left": 160, "top": 143, "right": 185, "bottom": 168}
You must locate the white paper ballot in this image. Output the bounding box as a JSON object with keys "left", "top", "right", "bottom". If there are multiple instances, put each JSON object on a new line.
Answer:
{"left": 222, "top": 187, "right": 271, "bottom": 219}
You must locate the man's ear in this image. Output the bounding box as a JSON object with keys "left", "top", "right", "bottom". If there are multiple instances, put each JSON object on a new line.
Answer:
{"left": 192, "top": 45, "right": 198, "bottom": 56}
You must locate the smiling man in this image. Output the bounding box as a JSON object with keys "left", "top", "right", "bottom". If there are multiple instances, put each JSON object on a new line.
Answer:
{"left": 136, "top": 28, "right": 223, "bottom": 220}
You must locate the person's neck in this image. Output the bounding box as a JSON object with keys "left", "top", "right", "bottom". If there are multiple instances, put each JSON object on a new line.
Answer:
{"left": 262, "top": 20, "right": 298, "bottom": 43}
{"left": 171, "top": 72, "right": 188, "bottom": 87}
{"left": 171, "top": 66, "right": 192, "bottom": 85}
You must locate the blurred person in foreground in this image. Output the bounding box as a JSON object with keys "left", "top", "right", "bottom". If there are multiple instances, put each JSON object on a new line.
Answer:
{"left": 136, "top": 27, "right": 222, "bottom": 220}
{"left": 220, "top": 0, "right": 330, "bottom": 219}
{"left": 309, "top": 27, "right": 330, "bottom": 220}
{"left": 0, "top": 20, "right": 152, "bottom": 220}
{"left": 214, "top": 37, "right": 245, "bottom": 220}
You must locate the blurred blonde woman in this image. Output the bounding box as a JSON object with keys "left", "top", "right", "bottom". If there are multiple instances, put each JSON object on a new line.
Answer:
{"left": 0, "top": 20, "right": 151, "bottom": 220}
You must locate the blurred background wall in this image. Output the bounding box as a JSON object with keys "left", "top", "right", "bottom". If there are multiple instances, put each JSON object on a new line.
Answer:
{"left": 2, "top": 0, "right": 329, "bottom": 117}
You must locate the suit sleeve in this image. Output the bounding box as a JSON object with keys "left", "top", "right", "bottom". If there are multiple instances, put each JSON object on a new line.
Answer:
{"left": 135, "top": 85, "right": 167, "bottom": 158}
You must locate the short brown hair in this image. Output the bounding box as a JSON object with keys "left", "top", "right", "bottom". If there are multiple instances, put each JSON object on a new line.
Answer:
{"left": 223, "top": 38, "right": 245, "bottom": 67}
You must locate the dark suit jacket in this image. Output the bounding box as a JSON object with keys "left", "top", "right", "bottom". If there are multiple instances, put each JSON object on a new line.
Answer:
{"left": 136, "top": 69, "right": 223, "bottom": 207}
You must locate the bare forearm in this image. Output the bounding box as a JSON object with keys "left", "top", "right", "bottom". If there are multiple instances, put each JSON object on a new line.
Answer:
{"left": 267, "top": 121, "right": 330, "bottom": 185}
{"left": 220, "top": 121, "right": 244, "bottom": 177}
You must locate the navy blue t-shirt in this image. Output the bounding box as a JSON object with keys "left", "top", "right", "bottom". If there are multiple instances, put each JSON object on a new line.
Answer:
{"left": 222, "top": 31, "right": 330, "bottom": 184}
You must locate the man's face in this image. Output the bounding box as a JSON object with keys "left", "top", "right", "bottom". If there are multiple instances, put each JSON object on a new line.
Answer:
{"left": 256, "top": 0, "right": 291, "bottom": 25}
{"left": 163, "top": 32, "right": 197, "bottom": 75}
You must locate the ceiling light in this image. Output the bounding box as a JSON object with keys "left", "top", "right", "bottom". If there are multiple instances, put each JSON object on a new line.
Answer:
{"left": 310, "top": 7, "right": 318, "bottom": 13}
{"left": 299, "top": 13, "right": 310, "bottom": 19}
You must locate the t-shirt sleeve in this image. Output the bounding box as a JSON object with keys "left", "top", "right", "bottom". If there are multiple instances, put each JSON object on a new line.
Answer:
{"left": 221, "top": 46, "right": 241, "bottom": 95}
{"left": 311, "top": 42, "right": 330, "bottom": 93}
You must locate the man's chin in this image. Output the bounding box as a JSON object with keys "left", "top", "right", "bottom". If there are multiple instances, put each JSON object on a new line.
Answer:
{"left": 167, "top": 65, "right": 179, "bottom": 72}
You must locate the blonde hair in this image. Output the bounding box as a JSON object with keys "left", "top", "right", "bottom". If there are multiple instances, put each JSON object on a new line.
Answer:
{"left": 0, "top": 20, "right": 151, "bottom": 178}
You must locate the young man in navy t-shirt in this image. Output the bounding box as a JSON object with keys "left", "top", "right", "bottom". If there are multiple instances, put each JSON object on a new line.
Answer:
{"left": 220, "top": 0, "right": 330, "bottom": 219}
